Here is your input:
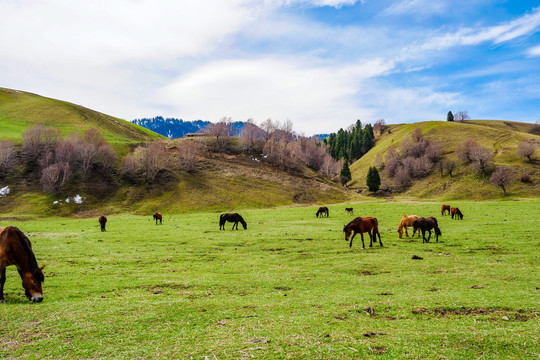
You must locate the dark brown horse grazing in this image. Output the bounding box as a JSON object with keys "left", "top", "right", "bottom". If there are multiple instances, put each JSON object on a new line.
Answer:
{"left": 451, "top": 207, "right": 463, "bottom": 220}
{"left": 412, "top": 217, "right": 442, "bottom": 243}
{"left": 441, "top": 204, "right": 451, "bottom": 216}
{"left": 316, "top": 206, "right": 329, "bottom": 218}
{"left": 345, "top": 207, "right": 354, "bottom": 215}
{"left": 0, "top": 226, "right": 45, "bottom": 303}
{"left": 153, "top": 212, "right": 163, "bottom": 225}
{"left": 98, "top": 215, "right": 107, "bottom": 232}
{"left": 343, "top": 217, "right": 382, "bottom": 249}
{"left": 220, "top": 213, "right": 247, "bottom": 230}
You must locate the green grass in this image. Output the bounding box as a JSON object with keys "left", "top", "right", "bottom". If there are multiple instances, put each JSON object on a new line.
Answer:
{"left": 1, "top": 200, "right": 538, "bottom": 359}
{"left": 0, "top": 88, "right": 162, "bottom": 149}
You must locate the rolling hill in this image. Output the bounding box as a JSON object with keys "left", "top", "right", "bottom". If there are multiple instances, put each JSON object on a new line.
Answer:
{"left": 0, "top": 88, "right": 163, "bottom": 149}
{"left": 349, "top": 120, "right": 540, "bottom": 199}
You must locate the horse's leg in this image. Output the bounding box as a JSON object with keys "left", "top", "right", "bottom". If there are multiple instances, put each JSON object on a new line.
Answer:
{"left": 427, "top": 230, "right": 432, "bottom": 243}
{"left": 376, "top": 229, "right": 383, "bottom": 247}
{"left": 0, "top": 267, "right": 5, "bottom": 303}
{"left": 404, "top": 225, "right": 409, "bottom": 238}
{"left": 349, "top": 232, "right": 356, "bottom": 248}
{"left": 422, "top": 229, "right": 426, "bottom": 243}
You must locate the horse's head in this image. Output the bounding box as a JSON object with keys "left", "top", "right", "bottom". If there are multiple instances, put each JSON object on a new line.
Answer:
{"left": 343, "top": 224, "right": 352, "bottom": 241}
{"left": 22, "top": 265, "right": 45, "bottom": 303}
{"left": 397, "top": 227, "right": 403, "bottom": 238}
{"left": 242, "top": 222, "right": 247, "bottom": 230}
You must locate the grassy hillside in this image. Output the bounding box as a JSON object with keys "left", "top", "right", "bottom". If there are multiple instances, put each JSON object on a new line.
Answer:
{"left": 0, "top": 87, "right": 162, "bottom": 148}
{"left": 350, "top": 120, "right": 540, "bottom": 199}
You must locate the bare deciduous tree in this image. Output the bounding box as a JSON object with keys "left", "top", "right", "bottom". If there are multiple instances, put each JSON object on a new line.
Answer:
{"left": 444, "top": 160, "right": 457, "bottom": 177}
{"left": 0, "top": 141, "right": 17, "bottom": 178}
{"left": 78, "top": 142, "right": 98, "bottom": 178}
{"left": 490, "top": 166, "right": 514, "bottom": 196}
{"left": 516, "top": 139, "right": 538, "bottom": 162}
{"left": 373, "top": 119, "right": 386, "bottom": 136}
{"left": 240, "top": 118, "right": 264, "bottom": 152}
{"left": 457, "top": 139, "right": 479, "bottom": 163}
{"left": 40, "top": 163, "right": 61, "bottom": 194}
{"left": 177, "top": 141, "right": 205, "bottom": 172}
{"left": 96, "top": 144, "right": 119, "bottom": 172}
{"left": 260, "top": 118, "right": 278, "bottom": 142}
{"left": 470, "top": 145, "right": 493, "bottom": 176}
{"left": 454, "top": 111, "right": 470, "bottom": 122}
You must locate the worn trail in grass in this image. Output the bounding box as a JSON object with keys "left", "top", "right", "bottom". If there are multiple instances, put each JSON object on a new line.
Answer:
{"left": 1, "top": 200, "right": 538, "bottom": 359}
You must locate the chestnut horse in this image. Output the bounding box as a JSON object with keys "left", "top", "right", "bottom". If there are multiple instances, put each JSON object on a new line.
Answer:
{"left": 153, "top": 212, "right": 163, "bottom": 225}
{"left": 397, "top": 215, "right": 420, "bottom": 238}
{"left": 412, "top": 217, "right": 441, "bottom": 243}
{"left": 451, "top": 207, "right": 463, "bottom": 220}
{"left": 441, "top": 204, "right": 451, "bottom": 216}
{"left": 343, "top": 217, "right": 382, "bottom": 249}
{"left": 98, "top": 215, "right": 107, "bottom": 232}
{"left": 345, "top": 207, "right": 354, "bottom": 215}
{"left": 219, "top": 213, "right": 247, "bottom": 230}
{"left": 0, "top": 226, "right": 45, "bottom": 303}
{"left": 316, "top": 207, "right": 329, "bottom": 218}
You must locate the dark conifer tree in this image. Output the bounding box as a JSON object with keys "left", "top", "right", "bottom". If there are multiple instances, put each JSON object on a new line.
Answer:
{"left": 366, "top": 166, "right": 381, "bottom": 192}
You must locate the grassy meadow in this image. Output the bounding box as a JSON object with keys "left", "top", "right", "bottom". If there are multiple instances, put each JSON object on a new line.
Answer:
{"left": 0, "top": 200, "right": 539, "bottom": 359}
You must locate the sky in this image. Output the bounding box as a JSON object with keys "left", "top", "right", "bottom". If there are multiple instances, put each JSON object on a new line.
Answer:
{"left": 1, "top": 0, "right": 539, "bottom": 134}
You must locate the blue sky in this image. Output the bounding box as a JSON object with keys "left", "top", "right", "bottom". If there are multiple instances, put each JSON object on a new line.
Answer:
{"left": 1, "top": 0, "right": 539, "bottom": 134}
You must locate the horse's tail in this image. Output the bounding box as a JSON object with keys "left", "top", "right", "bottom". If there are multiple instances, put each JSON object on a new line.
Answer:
{"left": 434, "top": 225, "right": 442, "bottom": 236}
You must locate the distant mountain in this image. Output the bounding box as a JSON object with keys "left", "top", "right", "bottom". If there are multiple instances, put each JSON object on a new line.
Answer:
{"left": 131, "top": 117, "right": 246, "bottom": 139}
{"left": 131, "top": 117, "right": 210, "bottom": 139}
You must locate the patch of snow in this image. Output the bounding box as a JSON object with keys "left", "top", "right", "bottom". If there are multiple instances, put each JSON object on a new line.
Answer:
{"left": 73, "top": 194, "right": 83, "bottom": 204}
{"left": 0, "top": 186, "right": 10, "bottom": 197}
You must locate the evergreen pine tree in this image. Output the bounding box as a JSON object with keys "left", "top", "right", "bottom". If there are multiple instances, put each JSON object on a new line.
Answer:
{"left": 447, "top": 111, "right": 454, "bottom": 122}
{"left": 366, "top": 166, "right": 381, "bottom": 192}
{"left": 340, "top": 161, "right": 352, "bottom": 185}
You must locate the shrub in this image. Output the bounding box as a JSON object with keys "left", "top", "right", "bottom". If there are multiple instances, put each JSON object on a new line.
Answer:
{"left": 519, "top": 173, "right": 531, "bottom": 183}
{"left": 0, "top": 141, "right": 17, "bottom": 178}
{"left": 516, "top": 139, "right": 538, "bottom": 162}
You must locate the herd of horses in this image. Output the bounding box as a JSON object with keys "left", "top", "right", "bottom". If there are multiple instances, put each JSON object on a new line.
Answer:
{"left": 0, "top": 204, "right": 464, "bottom": 303}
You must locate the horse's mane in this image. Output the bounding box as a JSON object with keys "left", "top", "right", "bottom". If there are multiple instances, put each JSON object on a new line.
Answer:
{"left": 8, "top": 227, "right": 44, "bottom": 282}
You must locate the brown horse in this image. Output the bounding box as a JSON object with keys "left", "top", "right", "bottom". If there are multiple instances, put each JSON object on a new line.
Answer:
{"left": 441, "top": 204, "right": 451, "bottom": 216}
{"left": 343, "top": 217, "right": 382, "bottom": 249}
{"left": 451, "top": 207, "right": 463, "bottom": 220}
{"left": 412, "top": 217, "right": 441, "bottom": 243}
{"left": 0, "top": 226, "right": 45, "bottom": 303}
{"left": 345, "top": 207, "right": 354, "bottom": 215}
{"left": 397, "top": 215, "right": 420, "bottom": 238}
{"left": 153, "top": 212, "right": 163, "bottom": 225}
{"left": 316, "top": 206, "right": 329, "bottom": 218}
{"left": 98, "top": 215, "right": 107, "bottom": 232}
{"left": 220, "top": 213, "right": 247, "bottom": 230}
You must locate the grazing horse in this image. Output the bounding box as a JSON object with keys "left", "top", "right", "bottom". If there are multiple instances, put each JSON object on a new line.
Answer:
{"left": 451, "top": 207, "right": 463, "bottom": 220}
{"left": 343, "top": 217, "right": 382, "bottom": 249}
{"left": 412, "top": 217, "right": 441, "bottom": 243}
{"left": 397, "top": 215, "right": 420, "bottom": 238}
{"left": 98, "top": 215, "right": 107, "bottom": 232}
{"left": 345, "top": 207, "right": 354, "bottom": 215}
{"left": 0, "top": 226, "right": 45, "bottom": 303}
{"left": 219, "top": 213, "right": 247, "bottom": 230}
{"left": 441, "top": 204, "right": 451, "bottom": 216}
{"left": 153, "top": 212, "right": 163, "bottom": 225}
{"left": 316, "top": 206, "right": 329, "bottom": 218}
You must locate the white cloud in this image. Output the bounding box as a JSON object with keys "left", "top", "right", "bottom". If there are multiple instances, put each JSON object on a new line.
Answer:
{"left": 416, "top": 7, "right": 540, "bottom": 52}
{"left": 528, "top": 45, "right": 540, "bottom": 57}
{"left": 384, "top": 0, "right": 448, "bottom": 16}
{"left": 156, "top": 58, "right": 393, "bottom": 133}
